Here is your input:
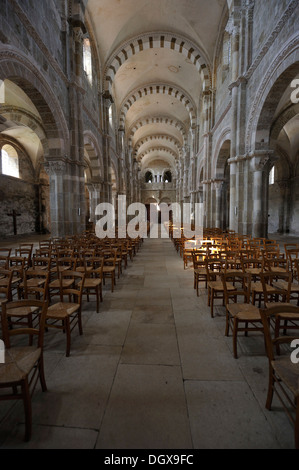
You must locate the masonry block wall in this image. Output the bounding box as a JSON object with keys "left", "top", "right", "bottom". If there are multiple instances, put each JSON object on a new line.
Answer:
{"left": 0, "top": 0, "right": 105, "bottom": 238}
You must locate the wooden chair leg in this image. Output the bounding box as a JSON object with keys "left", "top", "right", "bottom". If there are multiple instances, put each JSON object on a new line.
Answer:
{"left": 22, "top": 378, "right": 32, "bottom": 442}
{"left": 78, "top": 310, "right": 83, "bottom": 336}
{"left": 266, "top": 370, "right": 275, "bottom": 411}
{"left": 65, "top": 317, "right": 71, "bottom": 357}
{"left": 39, "top": 357, "right": 47, "bottom": 392}
{"left": 96, "top": 286, "right": 99, "bottom": 313}
{"left": 225, "top": 310, "right": 230, "bottom": 337}
{"left": 233, "top": 317, "right": 239, "bottom": 359}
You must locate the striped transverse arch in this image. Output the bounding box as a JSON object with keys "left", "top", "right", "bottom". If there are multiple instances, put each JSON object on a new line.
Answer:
{"left": 104, "top": 32, "right": 211, "bottom": 93}
{"left": 133, "top": 134, "right": 182, "bottom": 157}
{"left": 119, "top": 83, "right": 197, "bottom": 129}
{"left": 128, "top": 115, "right": 188, "bottom": 147}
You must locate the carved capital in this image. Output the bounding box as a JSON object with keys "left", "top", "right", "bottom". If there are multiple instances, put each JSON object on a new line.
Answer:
{"left": 44, "top": 159, "right": 67, "bottom": 176}
{"left": 213, "top": 179, "right": 224, "bottom": 192}
{"left": 250, "top": 151, "right": 273, "bottom": 171}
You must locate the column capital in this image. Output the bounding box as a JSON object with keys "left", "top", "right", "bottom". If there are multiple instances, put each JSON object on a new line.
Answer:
{"left": 44, "top": 159, "right": 67, "bottom": 176}
{"left": 249, "top": 150, "right": 274, "bottom": 171}
{"left": 212, "top": 179, "right": 224, "bottom": 191}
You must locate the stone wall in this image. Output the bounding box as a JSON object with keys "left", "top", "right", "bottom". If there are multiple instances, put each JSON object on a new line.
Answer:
{"left": 0, "top": 175, "right": 38, "bottom": 237}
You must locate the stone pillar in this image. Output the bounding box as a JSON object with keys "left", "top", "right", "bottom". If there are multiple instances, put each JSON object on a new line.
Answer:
{"left": 214, "top": 180, "right": 224, "bottom": 229}
{"left": 183, "top": 146, "right": 190, "bottom": 202}
{"left": 66, "top": 17, "right": 87, "bottom": 235}
{"left": 45, "top": 159, "right": 67, "bottom": 238}
{"left": 87, "top": 182, "right": 102, "bottom": 225}
{"left": 277, "top": 180, "right": 290, "bottom": 234}
{"left": 250, "top": 152, "right": 272, "bottom": 238}
{"left": 228, "top": 159, "right": 238, "bottom": 232}
{"left": 202, "top": 90, "right": 212, "bottom": 228}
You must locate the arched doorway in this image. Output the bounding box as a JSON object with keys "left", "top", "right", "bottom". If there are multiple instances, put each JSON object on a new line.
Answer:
{"left": 248, "top": 59, "right": 299, "bottom": 237}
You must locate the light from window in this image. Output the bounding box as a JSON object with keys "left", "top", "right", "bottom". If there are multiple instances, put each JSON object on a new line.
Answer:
{"left": 269, "top": 166, "right": 275, "bottom": 185}
{"left": 1, "top": 144, "right": 19, "bottom": 178}
{"left": 109, "top": 104, "right": 113, "bottom": 128}
{"left": 83, "top": 38, "right": 92, "bottom": 84}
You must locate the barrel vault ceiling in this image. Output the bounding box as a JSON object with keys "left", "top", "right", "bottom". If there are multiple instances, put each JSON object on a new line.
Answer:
{"left": 86, "top": 0, "right": 229, "bottom": 172}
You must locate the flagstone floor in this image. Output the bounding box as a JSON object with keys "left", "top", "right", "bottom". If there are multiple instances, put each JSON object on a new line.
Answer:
{"left": 0, "top": 229, "right": 297, "bottom": 449}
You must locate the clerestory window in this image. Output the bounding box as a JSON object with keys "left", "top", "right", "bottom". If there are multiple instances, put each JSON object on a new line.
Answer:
{"left": 1, "top": 144, "right": 19, "bottom": 178}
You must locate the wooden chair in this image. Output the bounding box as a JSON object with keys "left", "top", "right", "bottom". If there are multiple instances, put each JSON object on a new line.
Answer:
{"left": 260, "top": 271, "right": 292, "bottom": 308}
{"left": 222, "top": 271, "right": 262, "bottom": 359}
{"left": 103, "top": 250, "right": 116, "bottom": 293}
{"left": 6, "top": 270, "right": 49, "bottom": 346}
{"left": 48, "top": 256, "right": 77, "bottom": 302}
{"left": 15, "top": 247, "right": 32, "bottom": 268}
{"left": 242, "top": 257, "right": 265, "bottom": 307}
{"left": 0, "top": 248, "right": 12, "bottom": 269}
{"left": 46, "top": 270, "right": 85, "bottom": 356}
{"left": 192, "top": 249, "right": 208, "bottom": 295}
{"left": 260, "top": 305, "right": 299, "bottom": 449}
{"left": 0, "top": 269, "right": 13, "bottom": 309}
{"left": 0, "top": 299, "right": 48, "bottom": 441}
{"left": 285, "top": 248, "right": 299, "bottom": 280}
{"left": 7, "top": 256, "right": 26, "bottom": 299}
{"left": 205, "top": 258, "right": 234, "bottom": 318}
{"left": 79, "top": 257, "right": 103, "bottom": 313}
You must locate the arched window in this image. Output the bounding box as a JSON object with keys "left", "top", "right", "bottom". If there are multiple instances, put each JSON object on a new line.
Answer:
{"left": 164, "top": 170, "right": 172, "bottom": 183}
{"left": 1, "top": 144, "right": 19, "bottom": 178}
{"left": 269, "top": 166, "right": 275, "bottom": 185}
{"left": 145, "top": 171, "right": 153, "bottom": 183}
{"left": 83, "top": 37, "right": 93, "bottom": 85}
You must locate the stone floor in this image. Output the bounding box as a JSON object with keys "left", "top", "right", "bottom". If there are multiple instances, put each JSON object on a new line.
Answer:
{"left": 0, "top": 228, "right": 297, "bottom": 449}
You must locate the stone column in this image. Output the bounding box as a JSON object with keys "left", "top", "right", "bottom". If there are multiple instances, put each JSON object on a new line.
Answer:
{"left": 214, "top": 180, "right": 224, "bottom": 229}
{"left": 250, "top": 152, "right": 272, "bottom": 238}
{"left": 45, "top": 159, "right": 67, "bottom": 238}
{"left": 228, "top": 158, "right": 238, "bottom": 232}
{"left": 277, "top": 180, "right": 290, "bottom": 234}
{"left": 87, "top": 182, "right": 102, "bottom": 225}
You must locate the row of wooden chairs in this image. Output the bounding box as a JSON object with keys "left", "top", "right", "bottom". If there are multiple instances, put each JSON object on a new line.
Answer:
{"left": 0, "top": 233, "right": 144, "bottom": 442}
{"left": 171, "top": 229, "right": 299, "bottom": 449}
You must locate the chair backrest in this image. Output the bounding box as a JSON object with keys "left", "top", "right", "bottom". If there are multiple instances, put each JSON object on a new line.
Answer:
{"left": 192, "top": 250, "right": 206, "bottom": 268}
{"left": 1, "top": 299, "right": 48, "bottom": 349}
{"left": 15, "top": 248, "right": 32, "bottom": 266}
{"left": 260, "top": 305, "right": 299, "bottom": 362}
{"left": 0, "top": 269, "right": 14, "bottom": 301}
{"left": 8, "top": 255, "right": 26, "bottom": 276}
{"left": 32, "top": 255, "right": 51, "bottom": 271}
{"left": 23, "top": 269, "right": 50, "bottom": 301}
{"left": 57, "top": 256, "right": 77, "bottom": 270}
{"left": 59, "top": 270, "right": 85, "bottom": 304}
{"left": 222, "top": 271, "right": 251, "bottom": 304}
{"left": 0, "top": 248, "right": 12, "bottom": 269}
{"left": 241, "top": 257, "right": 264, "bottom": 271}
{"left": 205, "top": 258, "right": 224, "bottom": 280}
{"left": 260, "top": 271, "right": 291, "bottom": 304}
{"left": 92, "top": 257, "right": 104, "bottom": 277}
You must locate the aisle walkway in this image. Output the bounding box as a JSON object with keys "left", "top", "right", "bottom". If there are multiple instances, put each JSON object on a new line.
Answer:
{"left": 0, "top": 233, "right": 295, "bottom": 449}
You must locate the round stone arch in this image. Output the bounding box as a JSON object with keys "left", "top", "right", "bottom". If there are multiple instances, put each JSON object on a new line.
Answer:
{"left": 212, "top": 131, "right": 231, "bottom": 231}
{"left": 104, "top": 32, "right": 211, "bottom": 94}
{"left": 246, "top": 36, "right": 299, "bottom": 153}
{"left": 109, "top": 153, "right": 119, "bottom": 203}
{"left": 212, "top": 129, "right": 231, "bottom": 180}
{"left": 0, "top": 48, "right": 69, "bottom": 159}
{"left": 83, "top": 131, "right": 104, "bottom": 181}
{"left": 119, "top": 83, "right": 197, "bottom": 130}
{"left": 128, "top": 115, "right": 188, "bottom": 148}
{"left": 0, "top": 105, "right": 49, "bottom": 163}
